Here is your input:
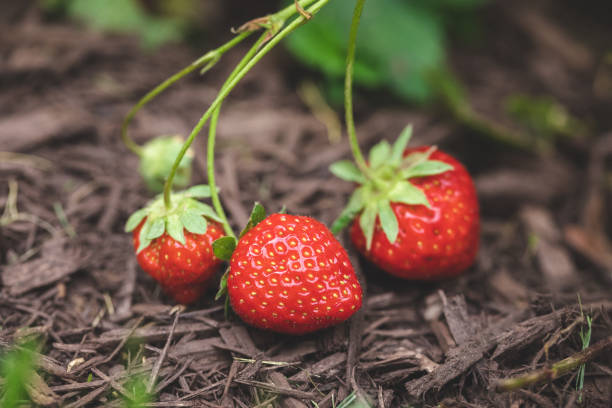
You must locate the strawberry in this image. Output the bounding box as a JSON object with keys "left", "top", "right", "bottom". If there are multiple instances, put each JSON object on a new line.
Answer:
{"left": 213, "top": 207, "right": 363, "bottom": 335}
{"left": 331, "top": 125, "right": 479, "bottom": 280}
{"left": 125, "top": 185, "right": 225, "bottom": 304}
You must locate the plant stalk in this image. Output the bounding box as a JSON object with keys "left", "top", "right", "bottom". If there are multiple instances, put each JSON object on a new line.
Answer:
{"left": 121, "top": 32, "right": 251, "bottom": 156}
{"left": 207, "top": 33, "right": 268, "bottom": 238}
{"left": 495, "top": 336, "right": 612, "bottom": 392}
{"left": 162, "top": 0, "right": 331, "bottom": 209}
{"left": 120, "top": 0, "right": 319, "bottom": 158}
{"left": 345, "top": 0, "right": 370, "bottom": 176}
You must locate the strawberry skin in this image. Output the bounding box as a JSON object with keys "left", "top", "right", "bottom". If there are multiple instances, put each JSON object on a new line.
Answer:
{"left": 350, "top": 148, "right": 479, "bottom": 280}
{"left": 228, "top": 214, "right": 363, "bottom": 335}
{"left": 133, "top": 218, "right": 225, "bottom": 304}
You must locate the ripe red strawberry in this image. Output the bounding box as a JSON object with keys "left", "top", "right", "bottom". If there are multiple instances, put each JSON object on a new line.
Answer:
{"left": 125, "top": 185, "right": 225, "bottom": 304}
{"left": 331, "top": 126, "right": 479, "bottom": 280}
{"left": 222, "top": 213, "right": 363, "bottom": 335}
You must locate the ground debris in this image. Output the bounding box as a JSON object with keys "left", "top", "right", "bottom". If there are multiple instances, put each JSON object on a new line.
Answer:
{"left": 1, "top": 237, "right": 84, "bottom": 295}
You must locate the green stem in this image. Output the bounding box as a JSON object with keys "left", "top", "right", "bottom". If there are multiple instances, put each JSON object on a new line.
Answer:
{"left": 345, "top": 0, "right": 369, "bottom": 175}
{"left": 207, "top": 34, "right": 268, "bottom": 238}
{"left": 121, "top": 32, "right": 251, "bottom": 156}
{"left": 275, "top": 0, "right": 319, "bottom": 22}
{"left": 495, "top": 336, "right": 612, "bottom": 392}
{"left": 162, "top": 0, "right": 331, "bottom": 210}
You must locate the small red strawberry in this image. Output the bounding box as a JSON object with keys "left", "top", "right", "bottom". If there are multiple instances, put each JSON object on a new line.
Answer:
{"left": 125, "top": 185, "right": 225, "bottom": 304}
{"left": 214, "top": 208, "right": 363, "bottom": 335}
{"left": 331, "top": 125, "right": 479, "bottom": 280}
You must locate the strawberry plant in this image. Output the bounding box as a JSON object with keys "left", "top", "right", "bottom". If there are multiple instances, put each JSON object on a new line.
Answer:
{"left": 332, "top": 0, "right": 480, "bottom": 279}
{"left": 331, "top": 127, "right": 479, "bottom": 279}
{"left": 120, "top": 0, "right": 365, "bottom": 330}
{"left": 213, "top": 206, "right": 362, "bottom": 335}
{"left": 125, "top": 185, "right": 225, "bottom": 304}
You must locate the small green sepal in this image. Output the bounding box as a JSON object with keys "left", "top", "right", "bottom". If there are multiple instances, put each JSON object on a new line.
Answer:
{"left": 329, "top": 160, "right": 366, "bottom": 183}
{"left": 239, "top": 203, "right": 266, "bottom": 238}
{"left": 146, "top": 218, "right": 166, "bottom": 240}
{"left": 390, "top": 125, "right": 413, "bottom": 165}
{"left": 330, "top": 124, "right": 455, "bottom": 248}
{"left": 213, "top": 237, "right": 237, "bottom": 261}
{"left": 166, "top": 214, "right": 185, "bottom": 245}
{"left": 180, "top": 212, "right": 208, "bottom": 234}
{"left": 368, "top": 140, "right": 391, "bottom": 170}
{"left": 378, "top": 200, "right": 398, "bottom": 244}
{"left": 185, "top": 185, "right": 216, "bottom": 199}
{"left": 215, "top": 268, "right": 229, "bottom": 301}
{"left": 331, "top": 187, "right": 365, "bottom": 235}
{"left": 126, "top": 185, "right": 222, "bottom": 253}
{"left": 125, "top": 208, "right": 148, "bottom": 232}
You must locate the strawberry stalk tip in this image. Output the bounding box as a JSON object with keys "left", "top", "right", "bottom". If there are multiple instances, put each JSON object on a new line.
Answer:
{"left": 330, "top": 125, "right": 454, "bottom": 249}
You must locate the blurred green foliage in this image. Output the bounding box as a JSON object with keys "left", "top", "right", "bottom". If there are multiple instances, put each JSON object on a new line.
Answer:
{"left": 285, "top": 0, "right": 487, "bottom": 104}
{"left": 0, "top": 341, "right": 38, "bottom": 408}
{"left": 122, "top": 375, "right": 152, "bottom": 408}
{"left": 506, "top": 94, "right": 586, "bottom": 140}
{"left": 41, "top": 0, "right": 185, "bottom": 49}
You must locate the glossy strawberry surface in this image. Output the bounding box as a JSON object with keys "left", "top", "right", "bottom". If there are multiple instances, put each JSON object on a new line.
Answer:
{"left": 228, "top": 214, "right": 363, "bottom": 335}
{"left": 350, "top": 147, "right": 479, "bottom": 279}
{"left": 133, "top": 218, "right": 225, "bottom": 304}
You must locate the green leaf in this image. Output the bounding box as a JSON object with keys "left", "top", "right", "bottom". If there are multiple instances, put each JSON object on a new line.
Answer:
{"left": 400, "top": 147, "right": 435, "bottom": 168}
{"left": 166, "top": 214, "right": 185, "bottom": 245}
{"left": 402, "top": 160, "right": 454, "bottom": 178}
{"left": 179, "top": 212, "right": 208, "bottom": 234}
{"left": 213, "top": 237, "right": 237, "bottom": 261}
{"left": 146, "top": 218, "right": 166, "bottom": 240}
{"left": 378, "top": 200, "right": 399, "bottom": 244}
{"left": 330, "top": 160, "right": 366, "bottom": 183}
{"left": 215, "top": 268, "right": 229, "bottom": 301}
{"left": 239, "top": 203, "right": 266, "bottom": 238}
{"left": 390, "top": 125, "right": 413, "bottom": 165}
{"left": 336, "top": 391, "right": 374, "bottom": 408}
{"left": 285, "top": 0, "right": 448, "bottom": 103}
{"left": 331, "top": 187, "right": 366, "bottom": 234}
{"left": 388, "top": 181, "right": 431, "bottom": 207}
{"left": 369, "top": 140, "right": 391, "bottom": 170}
{"left": 186, "top": 185, "right": 214, "bottom": 198}
{"left": 185, "top": 200, "right": 223, "bottom": 222}
{"left": 53, "top": 0, "right": 184, "bottom": 49}
{"left": 0, "top": 340, "right": 38, "bottom": 408}
{"left": 359, "top": 204, "right": 378, "bottom": 251}
{"left": 136, "top": 220, "right": 152, "bottom": 253}
{"left": 125, "top": 208, "right": 148, "bottom": 232}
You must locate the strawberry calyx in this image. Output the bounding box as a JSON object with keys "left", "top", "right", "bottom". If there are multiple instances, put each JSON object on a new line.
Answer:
{"left": 213, "top": 203, "right": 266, "bottom": 301}
{"left": 125, "top": 184, "right": 222, "bottom": 253}
{"left": 330, "top": 125, "right": 454, "bottom": 250}
{"left": 139, "top": 135, "right": 194, "bottom": 193}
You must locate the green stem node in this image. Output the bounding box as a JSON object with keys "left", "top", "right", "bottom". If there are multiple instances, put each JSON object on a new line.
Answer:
{"left": 162, "top": 0, "right": 331, "bottom": 217}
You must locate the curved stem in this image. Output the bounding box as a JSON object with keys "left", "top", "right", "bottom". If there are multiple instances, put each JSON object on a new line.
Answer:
{"left": 207, "top": 34, "right": 268, "bottom": 238}
{"left": 162, "top": 0, "right": 331, "bottom": 209}
{"left": 345, "top": 0, "right": 370, "bottom": 175}
{"left": 121, "top": 32, "right": 252, "bottom": 157}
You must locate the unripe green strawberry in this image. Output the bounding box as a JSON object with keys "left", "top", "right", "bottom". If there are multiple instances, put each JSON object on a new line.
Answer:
{"left": 222, "top": 213, "right": 363, "bottom": 335}
{"left": 139, "top": 135, "right": 193, "bottom": 193}
{"left": 331, "top": 125, "right": 479, "bottom": 280}
{"left": 126, "top": 185, "right": 225, "bottom": 304}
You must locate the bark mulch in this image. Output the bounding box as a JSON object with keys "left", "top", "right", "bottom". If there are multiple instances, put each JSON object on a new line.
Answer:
{"left": 1, "top": 1, "right": 612, "bottom": 407}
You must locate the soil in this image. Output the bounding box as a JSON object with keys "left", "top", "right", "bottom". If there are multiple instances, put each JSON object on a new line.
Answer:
{"left": 1, "top": 1, "right": 612, "bottom": 407}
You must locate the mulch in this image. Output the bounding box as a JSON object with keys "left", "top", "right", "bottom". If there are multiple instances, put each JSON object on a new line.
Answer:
{"left": 1, "top": 1, "right": 612, "bottom": 407}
